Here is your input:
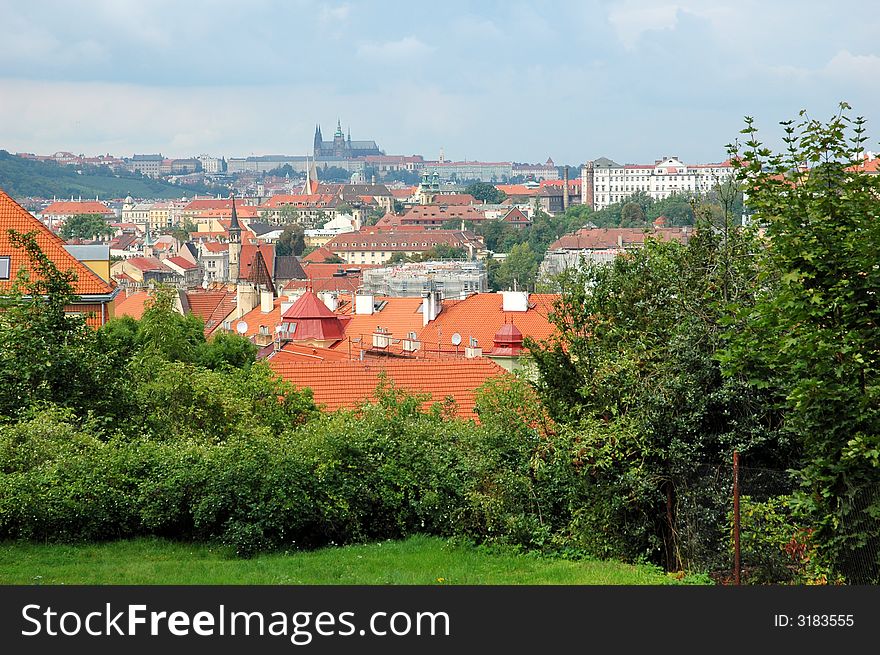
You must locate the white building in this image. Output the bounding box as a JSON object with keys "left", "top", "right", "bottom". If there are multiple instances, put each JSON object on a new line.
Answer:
{"left": 583, "top": 156, "right": 734, "bottom": 210}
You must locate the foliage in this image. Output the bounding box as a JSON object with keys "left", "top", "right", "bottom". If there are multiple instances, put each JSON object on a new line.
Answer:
{"left": 723, "top": 103, "right": 880, "bottom": 583}
{"left": 730, "top": 495, "right": 832, "bottom": 584}
{"left": 491, "top": 243, "right": 538, "bottom": 291}
{"left": 0, "top": 150, "right": 219, "bottom": 198}
{"left": 0, "top": 230, "right": 112, "bottom": 420}
{"left": 527, "top": 212, "right": 791, "bottom": 570}
{"left": 275, "top": 223, "right": 305, "bottom": 257}
{"left": 465, "top": 182, "right": 507, "bottom": 204}
{"left": 59, "top": 213, "right": 115, "bottom": 240}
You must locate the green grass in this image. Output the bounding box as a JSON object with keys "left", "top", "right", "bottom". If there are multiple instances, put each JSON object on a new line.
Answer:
{"left": 0, "top": 536, "right": 689, "bottom": 585}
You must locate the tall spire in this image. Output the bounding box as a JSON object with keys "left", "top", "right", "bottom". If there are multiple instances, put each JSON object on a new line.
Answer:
{"left": 228, "top": 192, "right": 241, "bottom": 239}
{"left": 335, "top": 118, "right": 343, "bottom": 138}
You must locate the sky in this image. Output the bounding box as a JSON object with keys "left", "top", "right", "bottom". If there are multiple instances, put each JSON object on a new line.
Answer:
{"left": 1, "top": 0, "right": 879, "bottom": 165}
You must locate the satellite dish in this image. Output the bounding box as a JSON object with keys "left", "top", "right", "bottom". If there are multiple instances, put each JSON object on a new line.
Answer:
{"left": 236, "top": 321, "right": 248, "bottom": 334}
{"left": 451, "top": 332, "right": 462, "bottom": 346}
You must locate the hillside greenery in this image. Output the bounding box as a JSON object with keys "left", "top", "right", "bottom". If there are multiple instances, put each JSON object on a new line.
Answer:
{"left": 0, "top": 150, "right": 222, "bottom": 200}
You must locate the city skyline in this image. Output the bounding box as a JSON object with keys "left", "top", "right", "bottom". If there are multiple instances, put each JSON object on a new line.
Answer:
{"left": 1, "top": 1, "right": 879, "bottom": 163}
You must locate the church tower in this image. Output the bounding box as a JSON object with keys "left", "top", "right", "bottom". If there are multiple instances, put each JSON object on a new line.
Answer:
{"left": 313, "top": 125, "right": 323, "bottom": 159}
{"left": 228, "top": 193, "right": 242, "bottom": 282}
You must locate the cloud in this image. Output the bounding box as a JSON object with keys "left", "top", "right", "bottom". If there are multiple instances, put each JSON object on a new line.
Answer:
{"left": 608, "top": 2, "right": 681, "bottom": 49}
{"left": 319, "top": 3, "right": 350, "bottom": 22}
{"left": 356, "top": 36, "right": 432, "bottom": 61}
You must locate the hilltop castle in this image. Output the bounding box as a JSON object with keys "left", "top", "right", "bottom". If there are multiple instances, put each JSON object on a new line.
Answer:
{"left": 313, "top": 120, "right": 383, "bottom": 161}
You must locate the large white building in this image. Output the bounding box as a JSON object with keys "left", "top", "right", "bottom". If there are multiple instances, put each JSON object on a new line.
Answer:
{"left": 582, "top": 156, "right": 734, "bottom": 210}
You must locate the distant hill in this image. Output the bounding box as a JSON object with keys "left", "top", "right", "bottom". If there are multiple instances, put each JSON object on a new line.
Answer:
{"left": 0, "top": 150, "right": 225, "bottom": 200}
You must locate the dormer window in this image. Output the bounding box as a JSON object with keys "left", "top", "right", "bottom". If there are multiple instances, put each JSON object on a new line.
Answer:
{"left": 0, "top": 256, "right": 9, "bottom": 280}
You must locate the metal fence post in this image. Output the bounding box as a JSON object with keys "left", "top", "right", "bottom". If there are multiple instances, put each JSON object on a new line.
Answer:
{"left": 733, "top": 450, "right": 741, "bottom": 585}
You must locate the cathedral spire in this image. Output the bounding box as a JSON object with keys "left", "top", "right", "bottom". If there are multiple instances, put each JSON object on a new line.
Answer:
{"left": 228, "top": 192, "right": 241, "bottom": 239}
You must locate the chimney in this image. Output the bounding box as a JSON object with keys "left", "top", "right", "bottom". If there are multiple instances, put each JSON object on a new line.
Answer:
{"left": 563, "top": 166, "right": 570, "bottom": 211}
{"left": 617, "top": 233, "right": 623, "bottom": 247}
{"left": 501, "top": 290, "right": 529, "bottom": 312}
{"left": 260, "top": 288, "right": 273, "bottom": 313}
{"left": 421, "top": 289, "right": 443, "bottom": 326}
{"left": 355, "top": 292, "right": 375, "bottom": 315}
{"left": 465, "top": 336, "right": 482, "bottom": 359}
{"left": 318, "top": 291, "right": 338, "bottom": 311}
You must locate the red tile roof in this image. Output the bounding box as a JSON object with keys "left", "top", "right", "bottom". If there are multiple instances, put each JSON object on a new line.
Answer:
{"left": 435, "top": 193, "right": 478, "bottom": 205}
{"left": 269, "top": 358, "right": 508, "bottom": 419}
{"left": 417, "top": 293, "right": 558, "bottom": 353}
{"left": 0, "top": 188, "right": 117, "bottom": 296}
{"left": 113, "top": 290, "right": 150, "bottom": 320}
{"left": 124, "top": 256, "right": 168, "bottom": 272}
{"left": 335, "top": 296, "right": 425, "bottom": 345}
{"left": 302, "top": 246, "right": 336, "bottom": 262}
{"left": 264, "top": 194, "right": 337, "bottom": 208}
{"left": 548, "top": 227, "right": 691, "bottom": 251}
{"left": 236, "top": 301, "right": 281, "bottom": 338}
{"left": 280, "top": 291, "right": 346, "bottom": 341}
{"left": 326, "top": 229, "right": 482, "bottom": 252}
{"left": 268, "top": 342, "right": 351, "bottom": 364}
{"left": 165, "top": 256, "right": 198, "bottom": 270}
{"left": 240, "top": 244, "right": 275, "bottom": 283}
{"left": 185, "top": 290, "right": 236, "bottom": 334}
{"left": 42, "top": 201, "right": 114, "bottom": 216}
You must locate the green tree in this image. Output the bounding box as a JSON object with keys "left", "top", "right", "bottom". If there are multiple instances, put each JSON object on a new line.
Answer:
{"left": 620, "top": 202, "right": 647, "bottom": 226}
{"left": 465, "top": 182, "right": 507, "bottom": 204}
{"left": 493, "top": 243, "right": 538, "bottom": 291}
{"left": 527, "top": 212, "right": 785, "bottom": 570}
{"left": 724, "top": 103, "right": 880, "bottom": 582}
{"left": 59, "top": 213, "right": 114, "bottom": 240}
{"left": 0, "top": 230, "right": 111, "bottom": 418}
{"left": 276, "top": 224, "right": 305, "bottom": 257}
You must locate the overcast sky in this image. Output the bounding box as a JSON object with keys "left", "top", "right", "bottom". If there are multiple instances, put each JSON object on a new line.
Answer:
{"left": 1, "top": 0, "right": 878, "bottom": 165}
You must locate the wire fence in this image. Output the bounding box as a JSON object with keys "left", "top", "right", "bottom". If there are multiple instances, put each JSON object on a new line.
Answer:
{"left": 669, "top": 459, "right": 879, "bottom": 584}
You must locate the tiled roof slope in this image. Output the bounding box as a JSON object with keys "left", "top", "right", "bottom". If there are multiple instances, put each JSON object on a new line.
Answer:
{"left": 0, "top": 188, "right": 116, "bottom": 296}
{"left": 42, "top": 200, "right": 114, "bottom": 215}
{"left": 417, "top": 293, "right": 558, "bottom": 352}
{"left": 113, "top": 290, "right": 150, "bottom": 320}
{"left": 548, "top": 227, "right": 690, "bottom": 251}
{"left": 269, "top": 358, "right": 508, "bottom": 419}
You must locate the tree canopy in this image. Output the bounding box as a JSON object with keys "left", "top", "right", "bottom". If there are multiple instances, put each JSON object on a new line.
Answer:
{"left": 60, "top": 213, "right": 115, "bottom": 240}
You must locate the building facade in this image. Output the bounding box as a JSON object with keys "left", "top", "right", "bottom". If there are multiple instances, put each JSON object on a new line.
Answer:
{"left": 582, "top": 156, "right": 735, "bottom": 210}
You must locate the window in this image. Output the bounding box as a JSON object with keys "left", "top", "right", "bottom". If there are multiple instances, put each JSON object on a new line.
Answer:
{"left": 0, "top": 256, "right": 9, "bottom": 280}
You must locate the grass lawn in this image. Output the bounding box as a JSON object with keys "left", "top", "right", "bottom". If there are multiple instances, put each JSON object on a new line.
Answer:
{"left": 0, "top": 535, "right": 692, "bottom": 585}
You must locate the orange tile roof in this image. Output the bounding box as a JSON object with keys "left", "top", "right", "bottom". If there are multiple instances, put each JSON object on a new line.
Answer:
{"left": 0, "top": 188, "right": 117, "bottom": 297}
{"left": 199, "top": 205, "right": 262, "bottom": 219}
{"left": 185, "top": 290, "right": 236, "bottom": 334}
{"left": 495, "top": 184, "right": 536, "bottom": 196}
{"left": 390, "top": 187, "right": 416, "bottom": 199}
{"left": 302, "top": 246, "right": 335, "bottom": 262}
{"left": 268, "top": 358, "right": 508, "bottom": 419}
{"left": 166, "top": 256, "right": 198, "bottom": 270}
{"left": 416, "top": 293, "right": 559, "bottom": 353}
{"left": 240, "top": 244, "right": 275, "bottom": 283}
{"left": 264, "top": 194, "right": 337, "bottom": 208}
{"left": 113, "top": 290, "right": 150, "bottom": 320}
{"left": 268, "top": 342, "right": 351, "bottom": 364}
{"left": 335, "top": 296, "right": 425, "bottom": 344}
{"left": 236, "top": 297, "right": 284, "bottom": 337}
{"left": 548, "top": 227, "right": 691, "bottom": 251}
{"left": 42, "top": 200, "right": 114, "bottom": 216}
